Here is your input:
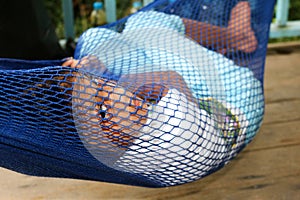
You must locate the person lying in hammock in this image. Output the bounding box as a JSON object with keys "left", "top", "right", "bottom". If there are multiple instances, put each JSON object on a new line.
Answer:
{"left": 61, "top": 1, "right": 263, "bottom": 184}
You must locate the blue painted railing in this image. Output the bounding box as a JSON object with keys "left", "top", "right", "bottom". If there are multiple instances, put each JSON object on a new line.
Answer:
{"left": 62, "top": 0, "right": 75, "bottom": 39}
{"left": 270, "top": 0, "right": 300, "bottom": 38}
{"left": 62, "top": 0, "right": 300, "bottom": 39}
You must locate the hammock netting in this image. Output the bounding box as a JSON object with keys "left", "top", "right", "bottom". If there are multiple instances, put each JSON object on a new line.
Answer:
{"left": 0, "top": 0, "right": 275, "bottom": 187}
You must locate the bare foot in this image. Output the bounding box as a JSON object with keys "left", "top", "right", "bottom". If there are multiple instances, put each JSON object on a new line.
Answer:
{"left": 222, "top": 2, "right": 258, "bottom": 54}
{"left": 62, "top": 57, "right": 92, "bottom": 68}
{"left": 62, "top": 56, "right": 106, "bottom": 72}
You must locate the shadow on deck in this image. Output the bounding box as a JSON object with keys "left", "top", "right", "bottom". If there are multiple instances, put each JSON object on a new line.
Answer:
{"left": 0, "top": 43, "right": 300, "bottom": 200}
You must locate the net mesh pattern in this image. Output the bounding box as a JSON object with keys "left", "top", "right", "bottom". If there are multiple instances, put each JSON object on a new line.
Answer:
{"left": 0, "top": 0, "right": 275, "bottom": 187}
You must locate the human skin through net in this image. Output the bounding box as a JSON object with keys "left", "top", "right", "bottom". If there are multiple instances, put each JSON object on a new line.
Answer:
{"left": 60, "top": 1, "right": 257, "bottom": 149}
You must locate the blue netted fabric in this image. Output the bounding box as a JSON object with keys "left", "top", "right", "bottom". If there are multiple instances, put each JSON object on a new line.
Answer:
{"left": 0, "top": 0, "right": 276, "bottom": 187}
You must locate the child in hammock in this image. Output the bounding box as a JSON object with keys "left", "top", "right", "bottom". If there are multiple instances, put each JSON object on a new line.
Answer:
{"left": 63, "top": 1, "right": 263, "bottom": 185}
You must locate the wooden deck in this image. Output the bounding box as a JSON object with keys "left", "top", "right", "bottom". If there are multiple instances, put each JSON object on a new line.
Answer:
{"left": 1, "top": 45, "right": 299, "bottom": 200}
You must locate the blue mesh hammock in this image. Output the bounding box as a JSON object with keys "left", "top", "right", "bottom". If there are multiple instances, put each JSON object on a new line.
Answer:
{"left": 0, "top": 0, "right": 276, "bottom": 187}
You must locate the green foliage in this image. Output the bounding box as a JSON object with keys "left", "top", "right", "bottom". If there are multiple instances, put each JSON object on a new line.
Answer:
{"left": 289, "top": 0, "right": 300, "bottom": 20}
{"left": 45, "top": 0, "right": 64, "bottom": 38}
{"left": 269, "top": 36, "right": 300, "bottom": 43}
{"left": 45, "top": 0, "right": 132, "bottom": 38}
{"left": 117, "top": 0, "right": 132, "bottom": 19}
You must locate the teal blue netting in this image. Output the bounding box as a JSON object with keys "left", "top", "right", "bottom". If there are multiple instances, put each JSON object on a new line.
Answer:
{"left": 0, "top": 0, "right": 276, "bottom": 187}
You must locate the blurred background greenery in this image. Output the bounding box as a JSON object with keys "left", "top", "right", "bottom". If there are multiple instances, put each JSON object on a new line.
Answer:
{"left": 45, "top": 0, "right": 133, "bottom": 39}
{"left": 289, "top": 0, "right": 300, "bottom": 20}
{"left": 45, "top": 0, "right": 300, "bottom": 40}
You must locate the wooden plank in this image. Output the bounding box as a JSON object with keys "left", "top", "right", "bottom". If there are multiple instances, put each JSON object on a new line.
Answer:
{"left": 264, "top": 50, "right": 300, "bottom": 103}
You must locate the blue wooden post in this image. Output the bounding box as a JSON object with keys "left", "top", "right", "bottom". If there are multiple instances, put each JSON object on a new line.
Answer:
{"left": 276, "top": 0, "right": 289, "bottom": 27}
{"left": 143, "top": 0, "right": 154, "bottom": 6}
{"left": 105, "top": 0, "right": 117, "bottom": 23}
{"left": 62, "top": 0, "right": 75, "bottom": 39}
